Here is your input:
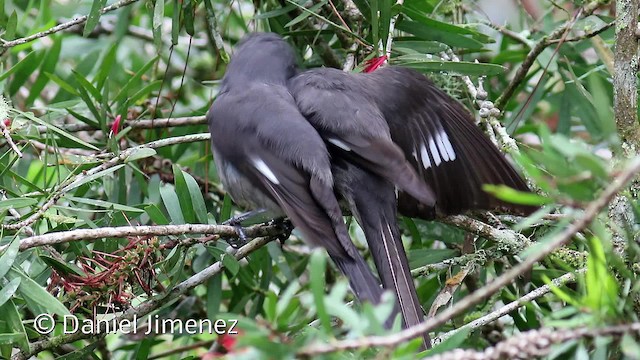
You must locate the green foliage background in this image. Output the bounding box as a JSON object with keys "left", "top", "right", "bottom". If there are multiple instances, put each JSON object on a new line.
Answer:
{"left": 1, "top": 0, "right": 638, "bottom": 359}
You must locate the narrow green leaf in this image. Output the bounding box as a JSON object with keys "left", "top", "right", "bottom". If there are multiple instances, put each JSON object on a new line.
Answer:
{"left": 0, "top": 300, "right": 29, "bottom": 351}
{"left": 65, "top": 164, "right": 125, "bottom": 192}
{"left": 309, "top": 251, "right": 331, "bottom": 333}
{"left": 483, "top": 184, "right": 552, "bottom": 206}
{"left": 94, "top": 43, "right": 119, "bottom": 90}
{"left": 285, "top": 1, "right": 326, "bottom": 28}
{"left": 182, "top": 171, "right": 208, "bottom": 224}
{"left": 0, "top": 50, "right": 38, "bottom": 83}
{"left": 7, "top": 267, "right": 71, "bottom": 316}
{"left": 111, "top": 55, "right": 159, "bottom": 106}
{"left": 125, "top": 148, "right": 157, "bottom": 162}
{"left": 171, "top": 0, "right": 180, "bottom": 45}
{"left": 0, "top": 197, "right": 38, "bottom": 211}
{"left": 66, "top": 196, "right": 144, "bottom": 213}
{"left": 0, "top": 278, "right": 21, "bottom": 308}
{"left": 4, "top": 11, "right": 17, "bottom": 40}
{"left": 83, "top": 0, "right": 107, "bottom": 37}
{"left": 26, "top": 38, "right": 62, "bottom": 106}
{"left": 397, "top": 59, "right": 505, "bottom": 76}
{"left": 153, "top": 0, "right": 165, "bottom": 49}
{"left": 172, "top": 165, "right": 195, "bottom": 223}
{"left": 0, "top": 238, "right": 20, "bottom": 280}
{"left": 396, "top": 20, "right": 484, "bottom": 49}
{"left": 45, "top": 72, "right": 79, "bottom": 96}
{"left": 12, "top": 109, "right": 100, "bottom": 150}
{"left": 145, "top": 204, "right": 170, "bottom": 225}
{"left": 160, "top": 183, "right": 185, "bottom": 224}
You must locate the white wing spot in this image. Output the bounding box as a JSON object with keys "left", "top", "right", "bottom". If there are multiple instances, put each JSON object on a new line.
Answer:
{"left": 428, "top": 137, "right": 442, "bottom": 166}
{"left": 441, "top": 130, "right": 456, "bottom": 161}
{"left": 251, "top": 158, "right": 280, "bottom": 185}
{"left": 328, "top": 138, "right": 352, "bottom": 151}
{"left": 419, "top": 143, "right": 432, "bottom": 169}
{"left": 434, "top": 130, "right": 450, "bottom": 162}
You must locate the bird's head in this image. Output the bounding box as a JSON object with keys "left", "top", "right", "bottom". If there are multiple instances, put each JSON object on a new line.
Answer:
{"left": 222, "top": 32, "right": 298, "bottom": 88}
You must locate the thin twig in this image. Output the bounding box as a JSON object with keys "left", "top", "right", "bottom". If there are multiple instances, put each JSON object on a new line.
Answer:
{"left": 384, "top": 0, "right": 404, "bottom": 60}
{"left": 1, "top": 223, "right": 285, "bottom": 252}
{"left": 35, "top": 116, "right": 207, "bottom": 133}
{"left": 298, "top": 157, "right": 640, "bottom": 355}
{"left": 0, "top": 119, "right": 23, "bottom": 157}
{"left": 0, "top": 0, "right": 141, "bottom": 55}
{"left": 428, "top": 323, "right": 640, "bottom": 360}
{"left": 434, "top": 268, "right": 586, "bottom": 343}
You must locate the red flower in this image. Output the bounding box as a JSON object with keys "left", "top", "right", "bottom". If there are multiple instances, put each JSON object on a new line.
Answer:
{"left": 363, "top": 55, "right": 388, "bottom": 73}
{"left": 110, "top": 115, "right": 122, "bottom": 137}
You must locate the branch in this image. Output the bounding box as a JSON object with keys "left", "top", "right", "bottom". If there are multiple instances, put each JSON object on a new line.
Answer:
{"left": 0, "top": 118, "right": 23, "bottom": 158}
{"left": 1, "top": 223, "right": 285, "bottom": 252}
{"left": 614, "top": 0, "right": 640, "bottom": 149}
{"left": 0, "top": 0, "right": 141, "bottom": 55}
{"left": 13, "top": 234, "right": 277, "bottom": 360}
{"left": 35, "top": 115, "right": 207, "bottom": 133}
{"left": 298, "top": 156, "right": 640, "bottom": 355}
{"left": 434, "top": 268, "right": 586, "bottom": 343}
{"left": 428, "top": 323, "right": 640, "bottom": 360}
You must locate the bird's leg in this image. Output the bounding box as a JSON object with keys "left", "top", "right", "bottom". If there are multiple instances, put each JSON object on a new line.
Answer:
{"left": 222, "top": 209, "right": 269, "bottom": 248}
{"left": 269, "top": 217, "right": 293, "bottom": 245}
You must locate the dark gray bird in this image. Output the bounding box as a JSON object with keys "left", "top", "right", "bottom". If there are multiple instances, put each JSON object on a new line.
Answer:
{"left": 288, "top": 47, "right": 533, "bottom": 349}
{"left": 206, "top": 33, "right": 388, "bottom": 311}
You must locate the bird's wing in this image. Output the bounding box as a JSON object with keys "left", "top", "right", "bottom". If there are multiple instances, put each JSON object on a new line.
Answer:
{"left": 208, "top": 87, "right": 351, "bottom": 259}
{"left": 364, "top": 66, "right": 535, "bottom": 217}
{"left": 209, "top": 86, "right": 384, "bottom": 304}
{"left": 289, "top": 69, "right": 435, "bottom": 207}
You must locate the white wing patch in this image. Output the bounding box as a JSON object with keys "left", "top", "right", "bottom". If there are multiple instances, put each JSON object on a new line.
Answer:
{"left": 251, "top": 157, "right": 280, "bottom": 185}
{"left": 418, "top": 128, "right": 456, "bottom": 169}
{"left": 419, "top": 143, "right": 432, "bottom": 169}
{"left": 428, "top": 137, "right": 442, "bottom": 166}
{"left": 328, "top": 138, "right": 352, "bottom": 151}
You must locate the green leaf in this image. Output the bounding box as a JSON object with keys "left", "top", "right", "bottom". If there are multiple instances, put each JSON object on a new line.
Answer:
{"left": 0, "top": 278, "right": 20, "bottom": 308}
{"left": 111, "top": 55, "right": 159, "bottom": 106}
{"left": 172, "top": 165, "right": 195, "bottom": 223}
{"left": 0, "top": 300, "right": 29, "bottom": 351}
{"left": 408, "top": 248, "right": 457, "bottom": 269}
{"left": 0, "top": 51, "right": 38, "bottom": 82}
{"left": 4, "top": 11, "right": 17, "bottom": 40}
{"left": 160, "top": 183, "right": 185, "bottom": 224}
{"left": 7, "top": 267, "right": 71, "bottom": 316}
{"left": 66, "top": 196, "right": 144, "bottom": 213}
{"left": 145, "top": 204, "right": 170, "bottom": 225}
{"left": 65, "top": 164, "right": 125, "bottom": 191}
{"left": 0, "top": 197, "right": 38, "bottom": 212}
{"left": 182, "top": 171, "right": 208, "bottom": 224}
{"left": 285, "top": 0, "right": 326, "bottom": 28}
{"left": 153, "top": 0, "right": 165, "bottom": 49}
{"left": 26, "top": 38, "right": 62, "bottom": 106}
{"left": 396, "top": 58, "right": 506, "bottom": 76}
{"left": 12, "top": 109, "right": 100, "bottom": 151}
{"left": 125, "top": 148, "right": 157, "bottom": 162}
{"left": 39, "top": 255, "right": 85, "bottom": 277}
{"left": 309, "top": 251, "right": 331, "bottom": 333}
{"left": 396, "top": 20, "right": 485, "bottom": 50}
{"left": 483, "top": 184, "right": 552, "bottom": 206}
{"left": 0, "top": 238, "right": 20, "bottom": 280}
{"left": 84, "top": 0, "right": 107, "bottom": 37}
